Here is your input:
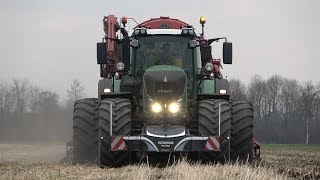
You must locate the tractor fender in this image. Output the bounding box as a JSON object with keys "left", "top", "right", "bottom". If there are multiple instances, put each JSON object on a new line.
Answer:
{"left": 215, "top": 78, "right": 229, "bottom": 94}
{"left": 98, "top": 78, "right": 113, "bottom": 100}
{"left": 198, "top": 79, "right": 230, "bottom": 100}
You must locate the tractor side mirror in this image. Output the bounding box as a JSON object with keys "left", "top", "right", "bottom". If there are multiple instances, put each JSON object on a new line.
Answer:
{"left": 122, "top": 37, "right": 130, "bottom": 72}
{"left": 223, "top": 42, "right": 232, "bottom": 64}
{"left": 97, "top": 42, "right": 107, "bottom": 64}
{"left": 200, "top": 45, "right": 212, "bottom": 61}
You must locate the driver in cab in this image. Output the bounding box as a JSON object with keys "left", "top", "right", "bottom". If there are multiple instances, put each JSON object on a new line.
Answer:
{"left": 148, "top": 42, "right": 183, "bottom": 67}
{"left": 160, "top": 43, "right": 182, "bottom": 67}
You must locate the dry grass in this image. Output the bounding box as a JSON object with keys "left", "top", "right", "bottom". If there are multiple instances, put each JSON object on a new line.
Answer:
{"left": 0, "top": 143, "right": 319, "bottom": 179}
{"left": 0, "top": 143, "right": 65, "bottom": 163}
{"left": 0, "top": 161, "right": 286, "bottom": 180}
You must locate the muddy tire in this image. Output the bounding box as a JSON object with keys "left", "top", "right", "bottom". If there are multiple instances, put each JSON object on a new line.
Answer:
{"left": 198, "top": 99, "right": 231, "bottom": 162}
{"left": 230, "top": 100, "right": 254, "bottom": 162}
{"left": 99, "top": 98, "right": 131, "bottom": 167}
{"left": 72, "top": 98, "right": 99, "bottom": 164}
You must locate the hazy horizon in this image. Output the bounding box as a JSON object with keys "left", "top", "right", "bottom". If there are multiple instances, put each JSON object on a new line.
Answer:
{"left": 1, "top": 0, "right": 319, "bottom": 98}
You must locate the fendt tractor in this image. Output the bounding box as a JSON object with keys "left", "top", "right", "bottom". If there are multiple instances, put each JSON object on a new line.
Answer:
{"left": 71, "top": 15, "right": 260, "bottom": 166}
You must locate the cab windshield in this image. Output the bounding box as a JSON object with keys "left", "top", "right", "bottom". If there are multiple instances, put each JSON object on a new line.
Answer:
{"left": 131, "top": 35, "right": 197, "bottom": 96}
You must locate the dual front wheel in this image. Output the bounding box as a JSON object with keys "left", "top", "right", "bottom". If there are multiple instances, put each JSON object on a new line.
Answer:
{"left": 198, "top": 99, "right": 254, "bottom": 162}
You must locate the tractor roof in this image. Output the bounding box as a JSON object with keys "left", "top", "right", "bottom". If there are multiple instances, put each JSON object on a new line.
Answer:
{"left": 134, "top": 16, "right": 190, "bottom": 29}
{"left": 129, "top": 28, "right": 200, "bottom": 37}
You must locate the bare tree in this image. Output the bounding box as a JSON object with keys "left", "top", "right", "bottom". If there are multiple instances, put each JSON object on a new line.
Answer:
{"left": 300, "top": 81, "right": 318, "bottom": 144}
{"left": 229, "top": 78, "right": 247, "bottom": 100}
{"left": 315, "top": 83, "right": 320, "bottom": 120}
{"left": 38, "top": 90, "right": 59, "bottom": 112}
{"left": 313, "top": 83, "right": 320, "bottom": 142}
{"left": 0, "top": 81, "right": 6, "bottom": 114}
{"left": 247, "top": 75, "right": 266, "bottom": 120}
{"left": 0, "top": 81, "right": 8, "bottom": 120}
{"left": 29, "top": 86, "right": 59, "bottom": 113}
{"left": 11, "top": 79, "right": 31, "bottom": 120}
{"left": 29, "top": 85, "right": 42, "bottom": 113}
{"left": 265, "top": 75, "right": 283, "bottom": 115}
{"left": 12, "top": 79, "right": 31, "bottom": 113}
{"left": 66, "top": 79, "right": 85, "bottom": 107}
{"left": 3, "top": 86, "right": 15, "bottom": 113}
{"left": 280, "top": 78, "right": 300, "bottom": 127}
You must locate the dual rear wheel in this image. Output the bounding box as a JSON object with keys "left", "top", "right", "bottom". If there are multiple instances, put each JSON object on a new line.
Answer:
{"left": 72, "top": 98, "right": 99, "bottom": 164}
{"left": 72, "top": 98, "right": 131, "bottom": 166}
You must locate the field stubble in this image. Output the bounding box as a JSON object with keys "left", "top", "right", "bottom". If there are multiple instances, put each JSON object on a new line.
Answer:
{"left": 0, "top": 143, "right": 319, "bottom": 180}
{"left": 261, "top": 144, "right": 320, "bottom": 179}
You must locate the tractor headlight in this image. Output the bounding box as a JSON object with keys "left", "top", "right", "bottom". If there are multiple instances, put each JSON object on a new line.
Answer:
{"left": 116, "top": 62, "right": 125, "bottom": 71}
{"left": 114, "top": 72, "right": 120, "bottom": 80}
{"left": 168, "top": 102, "right": 179, "bottom": 113}
{"left": 140, "top": 28, "right": 147, "bottom": 35}
{"left": 182, "top": 29, "right": 189, "bottom": 35}
{"left": 189, "top": 40, "right": 197, "bottom": 48}
{"left": 205, "top": 63, "right": 214, "bottom": 71}
{"left": 151, "top": 102, "right": 162, "bottom": 113}
{"left": 134, "top": 29, "right": 140, "bottom": 35}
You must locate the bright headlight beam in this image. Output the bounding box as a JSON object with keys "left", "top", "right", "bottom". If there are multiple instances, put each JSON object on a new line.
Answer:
{"left": 151, "top": 103, "right": 162, "bottom": 113}
{"left": 104, "top": 88, "right": 111, "bottom": 93}
{"left": 220, "top": 89, "right": 227, "bottom": 94}
{"left": 169, "top": 102, "right": 179, "bottom": 113}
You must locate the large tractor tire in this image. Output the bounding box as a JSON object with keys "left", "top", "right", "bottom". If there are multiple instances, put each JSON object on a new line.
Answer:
{"left": 198, "top": 99, "right": 231, "bottom": 163}
{"left": 73, "top": 98, "right": 99, "bottom": 164}
{"left": 230, "top": 100, "right": 254, "bottom": 162}
{"left": 99, "top": 98, "right": 131, "bottom": 167}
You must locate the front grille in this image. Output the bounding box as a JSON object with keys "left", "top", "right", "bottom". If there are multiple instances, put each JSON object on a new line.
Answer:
{"left": 144, "top": 70, "right": 186, "bottom": 102}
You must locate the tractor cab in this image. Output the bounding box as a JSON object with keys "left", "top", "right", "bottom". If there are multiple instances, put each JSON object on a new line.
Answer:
{"left": 130, "top": 29, "right": 201, "bottom": 107}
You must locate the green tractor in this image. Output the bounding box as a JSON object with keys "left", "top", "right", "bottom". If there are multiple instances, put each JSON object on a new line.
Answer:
{"left": 72, "top": 15, "right": 257, "bottom": 166}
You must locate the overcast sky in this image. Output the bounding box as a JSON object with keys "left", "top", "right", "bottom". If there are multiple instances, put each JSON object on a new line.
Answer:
{"left": 0, "top": 0, "right": 319, "bottom": 98}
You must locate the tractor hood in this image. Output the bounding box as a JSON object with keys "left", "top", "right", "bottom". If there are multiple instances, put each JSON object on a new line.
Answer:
{"left": 143, "top": 65, "right": 187, "bottom": 103}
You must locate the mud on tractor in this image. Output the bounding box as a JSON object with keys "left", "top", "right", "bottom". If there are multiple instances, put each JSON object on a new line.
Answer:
{"left": 71, "top": 15, "right": 260, "bottom": 166}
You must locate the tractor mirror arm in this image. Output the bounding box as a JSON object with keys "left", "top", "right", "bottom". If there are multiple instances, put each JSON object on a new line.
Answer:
{"left": 207, "top": 37, "right": 228, "bottom": 45}
{"left": 120, "top": 27, "right": 128, "bottom": 38}
{"left": 195, "top": 37, "right": 228, "bottom": 48}
{"left": 105, "top": 36, "right": 122, "bottom": 45}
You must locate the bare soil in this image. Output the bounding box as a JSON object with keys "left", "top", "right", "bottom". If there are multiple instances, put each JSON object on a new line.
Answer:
{"left": 262, "top": 146, "right": 320, "bottom": 179}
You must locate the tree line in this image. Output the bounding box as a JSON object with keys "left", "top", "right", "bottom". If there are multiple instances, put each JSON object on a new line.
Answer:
{"left": 229, "top": 75, "right": 320, "bottom": 144}
{"left": 0, "top": 79, "right": 85, "bottom": 142}
{"left": 0, "top": 75, "right": 319, "bottom": 144}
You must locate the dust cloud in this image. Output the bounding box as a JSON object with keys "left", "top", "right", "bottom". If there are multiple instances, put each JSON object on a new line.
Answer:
{"left": 0, "top": 109, "right": 72, "bottom": 162}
